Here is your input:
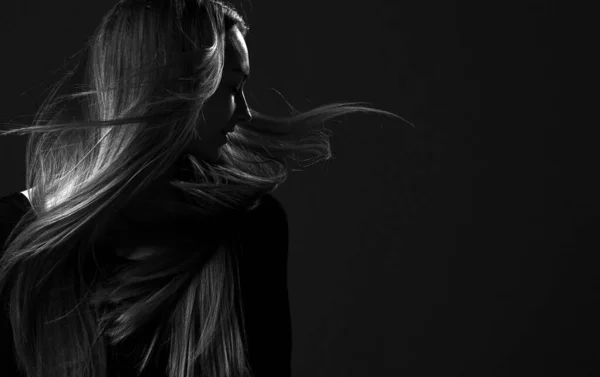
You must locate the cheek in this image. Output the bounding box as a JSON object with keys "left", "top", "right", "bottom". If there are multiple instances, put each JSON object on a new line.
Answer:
{"left": 214, "top": 91, "right": 236, "bottom": 116}
{"left": 214, "top": 97, "right": 234, "bottom": 125}
{"left": 226, "top": 94, "right": 236, "bottom": 116}
{"left": 199, "top": 94, "right": 233, "bottom": 130}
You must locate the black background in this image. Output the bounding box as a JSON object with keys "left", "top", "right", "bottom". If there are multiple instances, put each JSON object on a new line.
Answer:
{"left": 1, "top": 1, "right": 595, "bottom": 376}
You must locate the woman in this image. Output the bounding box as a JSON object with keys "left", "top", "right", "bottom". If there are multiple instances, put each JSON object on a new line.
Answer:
{"left": 0, "top": 1, "right": 413, "bottom": 377}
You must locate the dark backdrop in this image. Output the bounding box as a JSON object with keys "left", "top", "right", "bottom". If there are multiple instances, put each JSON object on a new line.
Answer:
{"left": 1, "top": 1, "right": 594, "bottom": 377}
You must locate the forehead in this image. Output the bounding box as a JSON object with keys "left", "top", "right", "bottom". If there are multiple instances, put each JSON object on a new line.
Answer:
{"left": 224, "top": 26, "right": 249, "bottom": 72}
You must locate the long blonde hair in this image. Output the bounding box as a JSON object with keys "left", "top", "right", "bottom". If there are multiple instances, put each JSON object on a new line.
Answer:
{"left": 0, "top": 1, "right": 415, "bottom": 377}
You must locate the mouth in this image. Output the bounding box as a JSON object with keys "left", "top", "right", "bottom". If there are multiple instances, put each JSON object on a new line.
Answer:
{"left": 219, "top": 130, "right": 230, "bottom": 144}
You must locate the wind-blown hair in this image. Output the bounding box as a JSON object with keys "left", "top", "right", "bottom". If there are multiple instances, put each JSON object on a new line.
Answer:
{"left": 0, "top": 1, "right": 415, "bottom": 377}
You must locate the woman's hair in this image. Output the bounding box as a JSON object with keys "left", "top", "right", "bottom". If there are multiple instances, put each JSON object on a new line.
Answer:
{"left": 0, "top": 1, "right": 415, "bottom": 377}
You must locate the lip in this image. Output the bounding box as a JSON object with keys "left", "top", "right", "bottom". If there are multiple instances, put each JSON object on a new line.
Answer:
{"left": 218, "top": 131, "right": 228, "bottom": 144}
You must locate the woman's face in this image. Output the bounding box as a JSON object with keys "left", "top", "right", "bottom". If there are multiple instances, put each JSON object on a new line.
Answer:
{"left": 188, "top": 25, "right": 251, "bottom": 164}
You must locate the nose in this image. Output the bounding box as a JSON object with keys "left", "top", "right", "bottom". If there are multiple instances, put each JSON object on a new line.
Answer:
{"left": 237, "top": 93, "right": 252, "bottom": 124}
{"left": 238, "top": 107, "right": 252, "bottom": 124}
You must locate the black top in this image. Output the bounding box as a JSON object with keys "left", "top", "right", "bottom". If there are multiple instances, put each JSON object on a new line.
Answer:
{"left": 0, "top": 191, "right": 292, "bottom": 377}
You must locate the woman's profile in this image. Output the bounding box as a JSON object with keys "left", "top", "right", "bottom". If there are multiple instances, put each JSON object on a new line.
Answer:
{"left": 0, "top": 1, "right": 413, "bottom": 377}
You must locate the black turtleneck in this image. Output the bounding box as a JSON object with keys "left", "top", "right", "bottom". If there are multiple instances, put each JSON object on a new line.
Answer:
{"left": 0, "top": 190, "right": 292, "bottom": 377}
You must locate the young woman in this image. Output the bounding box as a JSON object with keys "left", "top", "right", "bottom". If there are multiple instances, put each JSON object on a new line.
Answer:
{"left": 0, "top": 1, "right": 413, "bottom": 377}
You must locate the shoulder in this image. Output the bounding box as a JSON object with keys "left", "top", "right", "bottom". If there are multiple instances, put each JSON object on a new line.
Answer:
{"left": 250, "top": 194, "right": 288, "bottom": 227}
{"left": 0, "top": 190, "right": 31, "bottom": 219}
{"left": 20, "top": 189, "right": 31, "bottom": 204}
{"left": 237, "top": 194, "right": 289, "bottom": 262}
{"left": 0, "top": 191, "right": 33, "bottom": 251}
{"left": 260, "top": 194, "right": 286, "bottom": 216}
{"left": 241, "top": 193, "right": 288, "bottom": 240}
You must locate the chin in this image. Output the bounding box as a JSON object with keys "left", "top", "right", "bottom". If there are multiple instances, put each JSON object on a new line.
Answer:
{"left": 196, "top": 147, "right": 227, "bottom": 166}
{"left": 185, "top": 135, "right": 231, "bottom": 166}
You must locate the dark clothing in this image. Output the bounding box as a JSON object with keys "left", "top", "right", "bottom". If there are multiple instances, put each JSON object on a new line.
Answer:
{"left": 0, "top": 191, "right": 292, "bottom": 377}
